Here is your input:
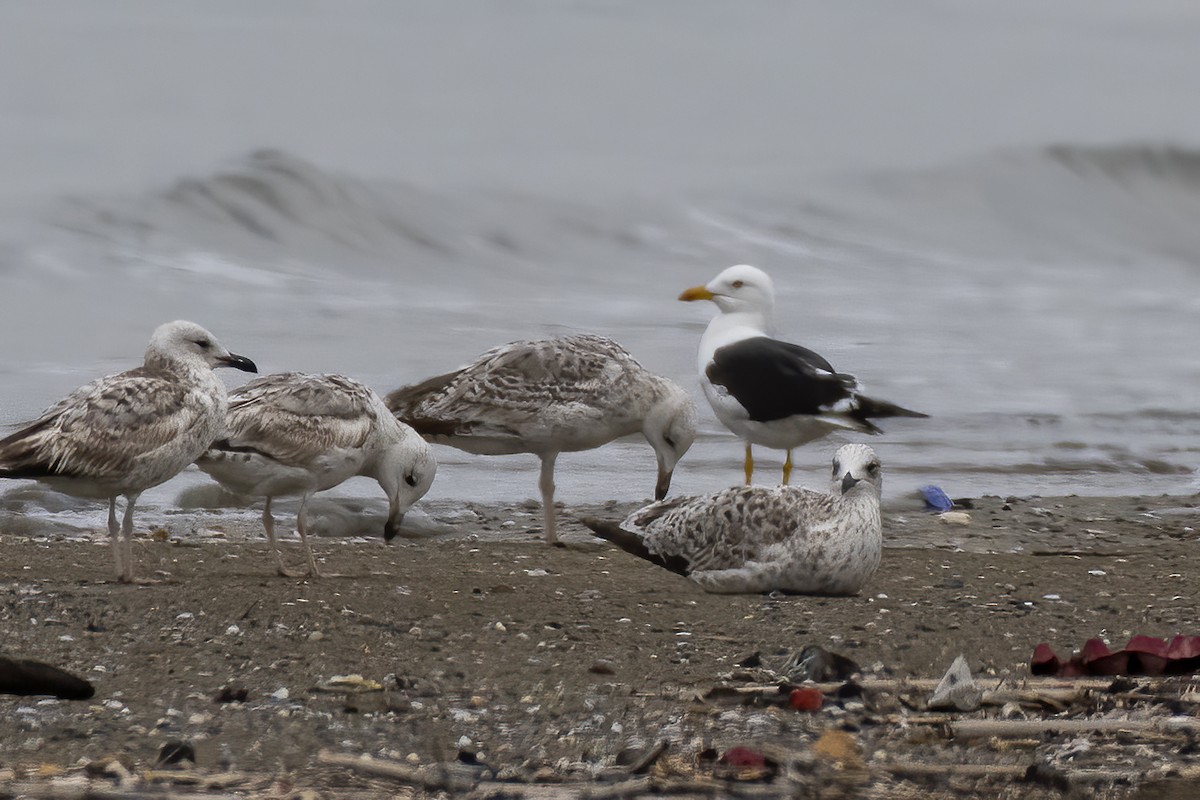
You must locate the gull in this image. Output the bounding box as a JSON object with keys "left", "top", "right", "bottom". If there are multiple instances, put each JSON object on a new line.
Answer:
{"left": 196, "top": 373, "right": 437, "bottom": 577}
{"left": 386, "top": 334, "right": 697, "bottom": 544}
{"left": 0, "top": 321, "right": 257, "bottom": 582}
{"left": 679, "top": 264, "right": 925, "bottom": 484}
{"left": 584, "top": 444, "right": 883, "bottom": 595}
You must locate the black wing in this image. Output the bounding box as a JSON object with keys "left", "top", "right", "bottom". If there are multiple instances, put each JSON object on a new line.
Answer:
{"left": 706, "top": 337, "right": 858, "bottom": 423}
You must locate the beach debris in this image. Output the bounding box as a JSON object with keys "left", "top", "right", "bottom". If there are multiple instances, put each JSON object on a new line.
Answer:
{"left": 316, "top": 751, "right": 477, "bottom": 793}
{"left": 0, "top": 656, "right": 94, "bottom": 700}
{"left": 938, "top": 510, "right": 972, "bottom": 525}
{"left": 918, "top": 485, "right": 954, "bottom": 512}
{"left": 154, "top": 740, "right": 196, "bottom": 767}
{"left": 780, "top": 644, "right": 859, "bottom": 683}
{"left": 788, "top": 687, "right": 823, "bottom": 712}
{"left": 720, "top": 747, "right": 766, "bottom": 768}
{"left": 734, "top": 651, "right": 762, "bottom": 668}
{"left": 314, "top": 674, "right": 384, "bottom": 693}
{"left": 615, "top": 740, "right": 670, "bottom": 774}
{"left": 85, "top": 754, "right": 135, "bottom": 783}
{"left": 812, "top": 729, "right": 864, "bottom": 771}
{"left": 213, "top": 686, "right": 249, "bottom": 703}
{"left": 716, "top": 746, "right": 776, "bottom": 781}
{"left": 1032, "top": 635, "right": 1200, "bottom": 677}
{"left": 928, "top": 655, "right": 982, "bottom": 711}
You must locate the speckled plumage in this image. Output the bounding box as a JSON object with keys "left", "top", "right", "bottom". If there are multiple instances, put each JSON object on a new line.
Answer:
{"left": 0, "top": 321, "right": 257, "bottom": 582}
{"left": 585, "top": 444, "right": 883, "bottom": 595}
{"left": 197, "top": 372, "right": 436, "bottom": 577}
{"left": 387, "top": 334, "right": 697, "bottom": 543}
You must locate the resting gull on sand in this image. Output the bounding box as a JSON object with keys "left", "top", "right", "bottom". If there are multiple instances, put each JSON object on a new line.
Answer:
{"left": 679, "top": 264, "right": 925, "bottom": 485}
{"left": 0, "top": 320, "right": 257, "bottom": 582}
{"left": 386, "top": 334, "right": 697, "bottom": 544}
{"left": 196, "top": 373, "right": 436, "bottom": 577}
{"left": 584, "top": 443, "right": 883, "bottom": 595}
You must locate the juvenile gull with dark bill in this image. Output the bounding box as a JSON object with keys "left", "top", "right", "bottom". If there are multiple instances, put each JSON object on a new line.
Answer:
{"left": 584, "top": 444, "right": 883, "bottom": 595}
{"left": 386, "top": 334, "right": 697, "bottom": 544}
{"left": 679, "top": 264, "right": 925, "bottom": 484}
{"left": 0, "top": 320, "right": 257, "bottom": 582}
{"left": 196, "top": 373, "right": 436, "bottom": 577}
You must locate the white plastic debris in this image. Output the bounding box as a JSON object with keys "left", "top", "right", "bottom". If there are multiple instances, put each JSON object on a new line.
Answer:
{"left": 928, "top": 654, "right": 982, "bottom": 711}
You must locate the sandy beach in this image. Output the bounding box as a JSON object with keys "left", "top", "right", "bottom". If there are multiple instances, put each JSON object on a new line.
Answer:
{"left": 1, "top": 492, "right": 1197, "bottom": 799}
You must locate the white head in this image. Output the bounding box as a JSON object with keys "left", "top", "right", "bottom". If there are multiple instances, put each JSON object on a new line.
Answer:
{"left": 375, "top": 424, "right": 438, "bottom": 541}
{"left": 145, "top": 320, "right": 258, "bottom": 375}
{"left": 830, "top": 443, "right": 882, "bottom": 498}
{"left": 642, "top": 382, "right": 698, "bottom": 500}
{"left": 679, "top": 265, "right": 776, "bottom": 316}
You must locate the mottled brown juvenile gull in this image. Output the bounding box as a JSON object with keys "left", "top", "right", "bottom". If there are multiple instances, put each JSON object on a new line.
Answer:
{"left": 0, "top": 321, "right": 257, "bottom": 582}
{"left": 196, "top": 373, "right": 437, "bottom": 577}
{"left": 679, "top": 264, "right": 925, "bottom": 485}
{"left": 584, "top": 444, "right": 882, "bottom": 595}
{"left": 386, "top": 334, "right": 697, "bottom": 544}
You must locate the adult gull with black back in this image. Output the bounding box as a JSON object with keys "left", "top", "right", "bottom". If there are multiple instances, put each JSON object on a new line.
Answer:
{"left": 679, "top": 264, "right": 926, "bottom": 484}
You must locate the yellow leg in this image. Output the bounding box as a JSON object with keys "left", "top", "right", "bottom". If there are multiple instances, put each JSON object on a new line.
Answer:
{"left": 743, "top": 444, "right": 754, "bottom": 485}
{"left": 782, "top": 449, "right": 793, "bottom": 486}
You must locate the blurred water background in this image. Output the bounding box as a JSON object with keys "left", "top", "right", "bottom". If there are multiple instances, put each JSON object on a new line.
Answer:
{"left": 1, "top": 1, "right": 1198, "bottom": 536}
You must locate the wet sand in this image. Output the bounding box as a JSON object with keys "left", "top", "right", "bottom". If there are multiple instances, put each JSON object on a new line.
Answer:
{"left": 0, "top": 493, "right": 1197, "bottom": 798}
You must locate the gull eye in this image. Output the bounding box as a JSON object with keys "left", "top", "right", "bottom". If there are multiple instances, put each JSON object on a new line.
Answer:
{"left": 192, "top": 339, "right": 212, "bottom": 350}
{"left": 405, "top": 473, "right": 418, "bottom": 487}
{"left": 831, "top": 461, "right": 840, "bottom": 477}
{"left": 663, "top": 435, "right": 675, "bottom": 449}
{"left": 731, "top": 280, "right": 744, "bottom": 289}
{"left": 868, "top": 462, "right": 880, "bottom": 475}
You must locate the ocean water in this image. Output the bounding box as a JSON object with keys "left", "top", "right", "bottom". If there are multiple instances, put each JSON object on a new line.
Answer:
{"left": 1, "top": 1, "right": 1198, "bottom": 537}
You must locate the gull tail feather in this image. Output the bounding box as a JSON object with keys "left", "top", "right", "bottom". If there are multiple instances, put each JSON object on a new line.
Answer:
{"left": 850, "top": 395, "right": 929, "bottom": 430}
{"left": 581, "top": 517, "right": 691, "bottom": 577}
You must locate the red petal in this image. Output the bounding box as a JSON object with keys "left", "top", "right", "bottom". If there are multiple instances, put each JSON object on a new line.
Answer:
{"left": 788, "top": 687, "right": 823, "bottom": 712}
{"left": 1167, "top": 635, "right": 1200, "bottom": 661}
{"left": 1086, "top": 651, "right": 1130, "bottom": 676}
{"left": 1059, "top": 657, "right": 1087, "bottom": 678}
{"left": 1080, "top": 638, "right": 1112, "bottom": 664}
{"left": 721, "top": 747, "right": 766, "bottom": 767}
{"left": 1124, "top": 635, "right": 1169, "bottom": 657}
{"left": 1131, "top": 653, "right": 1169, "bottom": 676}
{"left": 1030, "top": 643, "right": 1060, "bottom": 676}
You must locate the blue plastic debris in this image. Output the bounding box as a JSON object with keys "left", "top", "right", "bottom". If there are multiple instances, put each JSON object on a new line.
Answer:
{"left": 919, "top": 485, "right": 954, "bottom": 512}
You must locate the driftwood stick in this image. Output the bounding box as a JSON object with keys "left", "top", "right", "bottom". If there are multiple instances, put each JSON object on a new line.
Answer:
{"left": 878, "top": 762, "right": 1200, "bottom": 785}
{"left": 879, "top": 762, "right": 1028, "bottom": 779}
{"left": 712, "top": 676, "right": 1185, "bottom": 696}
{"left": 580, "top": 777, "right": 652, "bottom": 799}
{"left": 704, "top": 682, "right": 1086, "bottom": 710}
{"left": 139, "top": 769, "right": 252, "bottom": 788}
{"left": 951, "top": 716, "right": 1200, "bottom": 740}
{"left": 0, "top": 783, "right": 239, "bottom": 800}
{"left": 625, "top": 740, "right": 669, "bottom": 775}
{"left": 316, "top": 751, "right": 475, "bottom": 792}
